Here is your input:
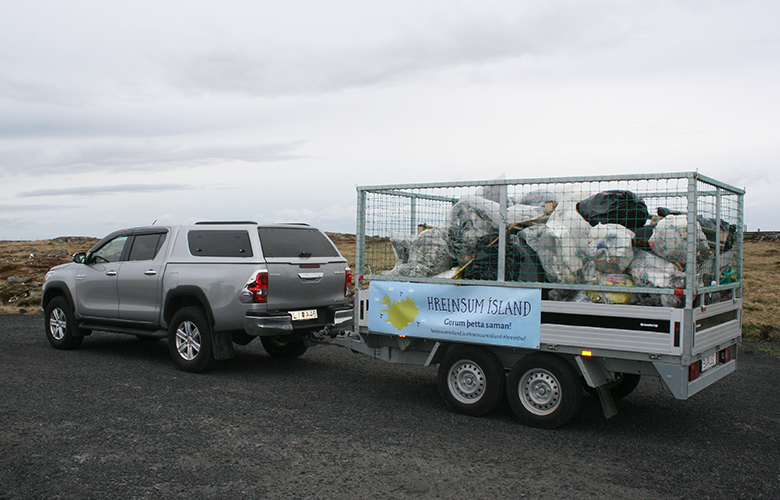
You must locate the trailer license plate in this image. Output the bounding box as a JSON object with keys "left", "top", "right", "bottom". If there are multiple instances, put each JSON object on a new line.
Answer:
{"left": 290, "top": 309, "right": 317, "bottom": 321}
{"left": 701, "top": 353, "right": 717, "bottom": 372}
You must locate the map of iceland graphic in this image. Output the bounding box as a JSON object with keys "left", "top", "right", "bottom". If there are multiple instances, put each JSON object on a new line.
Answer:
{"left": 379, "top": 294, "right": 419, "bottom": 331}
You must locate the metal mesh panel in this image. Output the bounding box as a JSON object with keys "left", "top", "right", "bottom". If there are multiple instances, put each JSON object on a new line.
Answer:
{"left": 357, "top": 173, "right": 743, "bottom": 308}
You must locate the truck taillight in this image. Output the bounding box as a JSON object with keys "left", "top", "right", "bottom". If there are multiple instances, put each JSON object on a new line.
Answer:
{"left": 246, "top": 270, "right": 269, "bottom": 303}
{"left": 345, "top": 267, "right": 353, "bottom": 297}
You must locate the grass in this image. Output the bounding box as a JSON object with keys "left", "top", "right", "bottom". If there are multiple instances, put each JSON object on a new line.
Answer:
{"left": 2, "top": 235, "right": 778, "bottom": 345}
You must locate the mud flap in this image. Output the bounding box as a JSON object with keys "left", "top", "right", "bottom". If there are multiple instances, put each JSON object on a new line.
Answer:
{"left": 212, "top": 331, "right": 235, "bottom": 360}
{"left": 576, "top": 355, "right": 618, "bottom": 419}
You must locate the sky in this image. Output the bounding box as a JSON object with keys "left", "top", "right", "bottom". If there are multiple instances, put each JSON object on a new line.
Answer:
{"left": 1, "top": 0, "right": 778, "bottom": 240}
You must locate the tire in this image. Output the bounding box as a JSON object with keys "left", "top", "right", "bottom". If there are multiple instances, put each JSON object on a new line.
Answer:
{"left": 168, "top": 306, "right": 216, "bottom": 373}
{"left": 44, "top": 296, "right": 84, "bottom": 350}
{"left": 437, "top": 345, "right": 506, "bottom": 417}
{"left": 506, "top": 353, "right": 583, "bottom": 429}
{"left": 583, "top": 373, "right": 641, "bottom": 401}
{"left": 260, "top": 336, "right": 308, "bottom": 358}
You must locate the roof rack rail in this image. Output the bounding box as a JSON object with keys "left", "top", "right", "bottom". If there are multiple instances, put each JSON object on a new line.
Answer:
{"left": 194, "top": 221, "right": 258, "bottom": 225}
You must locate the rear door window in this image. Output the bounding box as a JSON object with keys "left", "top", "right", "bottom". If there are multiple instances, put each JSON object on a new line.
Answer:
{"left": 128, "top": 233, "right": 167, "bottom": 261}
{"left": 188, "top": 230, "right": 253, "bottom": 257}
{"left": 258, "top": 227, "right": 339, "bottom": 258}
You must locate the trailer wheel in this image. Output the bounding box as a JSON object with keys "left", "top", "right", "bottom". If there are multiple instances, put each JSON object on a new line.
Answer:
{"left": 507, "top": 353, "right": 582, "bottom": 429}
{"left": 437, "top": 345, "right": 506, "bottom": 417}
{"left": 583, "top": 373, "right": 641, "bottom": 401}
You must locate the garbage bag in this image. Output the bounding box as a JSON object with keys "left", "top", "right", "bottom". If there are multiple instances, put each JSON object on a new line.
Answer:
{"left": 443, "top": 195, "right": 502, "bottom": 265}
{"left": 628, "top": 249, "right": 686, "bottom": 308}
{"left": 648, "top": 215, "right": 709, "bottom": 264}
{"left": 520, "top": 189, "right": 561, "bottom": 206}
{"left": 522, "top": 224, "right": 581, "bottom": 283}
{"left": 383, "top": 228, "right": 453, "bottom": 277}
{"left": 544, "top": 192, "right": 592, "bottom": 278}
{"left": 576, "top": 190, "right": 649, "bottom": 231}
{"left": 581, "top": 263, "right": 637, "bottom": 304}
{"left": 587, "top": 223, "right": 635, "bottom": 274}
{"left": 388, "top": 231, "right": 416, "bottom": 266}
{"left": 506, "top": 204, "right": 546, "bottom": 226}
{"left": 461, "top": 234, "right": 547, "bottom": 283}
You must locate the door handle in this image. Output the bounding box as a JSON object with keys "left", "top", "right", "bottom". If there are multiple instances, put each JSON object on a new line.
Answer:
{"left": 144, "top": 270, "right": 157, "bottom": 276}
{"left": 106, "top": 271, "right": 117, "bottom": 277}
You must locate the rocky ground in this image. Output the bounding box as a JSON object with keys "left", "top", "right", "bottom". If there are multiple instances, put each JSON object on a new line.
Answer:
{"left": 2, "top": 314, "right": 779, "bottom": 499}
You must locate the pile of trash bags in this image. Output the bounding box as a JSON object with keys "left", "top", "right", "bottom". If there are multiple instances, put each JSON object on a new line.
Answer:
{"left": 382, "top": 188, "right": 737, "bottom": 308}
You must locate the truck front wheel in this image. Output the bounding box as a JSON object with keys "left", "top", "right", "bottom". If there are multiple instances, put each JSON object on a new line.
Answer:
{"left": 437, "top": 345, "right": 506, "bottom": 417}
{"left": 168, "top": 307, "right": 216, "bottom": 373}
{"left": 507, "top": 353, "right": 582, "bottom": 429}
{"left": 44, "top": 296, "right": 84, "bottom": 350}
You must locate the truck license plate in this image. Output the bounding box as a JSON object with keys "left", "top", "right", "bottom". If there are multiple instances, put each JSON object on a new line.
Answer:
{"left": 701, "top": 353, "right": 717, "bottom": 372}
{"left": 290, "top": 309, "right": 317, "bottom": 321}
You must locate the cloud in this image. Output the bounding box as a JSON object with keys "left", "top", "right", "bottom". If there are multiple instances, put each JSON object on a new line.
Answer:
{"left": 18, "top": 183, "right": 192, "bottom": 198}
{"left": 0, "top": 140, "right": 307, "bottom": 175}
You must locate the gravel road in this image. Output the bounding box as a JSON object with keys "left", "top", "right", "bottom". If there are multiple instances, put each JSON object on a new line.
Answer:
{"left": 1, "top": 314, "right": 779, "bottom": 499}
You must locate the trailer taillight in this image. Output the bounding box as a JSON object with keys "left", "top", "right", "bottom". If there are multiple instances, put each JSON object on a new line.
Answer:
{"left": 345, "top": 267, "right": 353, "bottom": 297}
{"left": 245, "top": 270, "right": 269, "bottom": 303}
{"left": 718, "top": 345, "right": 733, "bottom": 364}
{"left": 688, "top": 360, "right": 701, "bottom": 381}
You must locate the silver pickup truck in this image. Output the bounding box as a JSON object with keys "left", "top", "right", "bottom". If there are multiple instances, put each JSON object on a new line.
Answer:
{"left": 41, "top": 222, "right": 353, "bottom": 372}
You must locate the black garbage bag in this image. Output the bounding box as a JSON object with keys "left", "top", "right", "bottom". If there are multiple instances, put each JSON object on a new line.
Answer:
{"left": 576, "top": 190, "right": 649, "bottom": 231}
{"left": 462, "top": 234, "right": 547, "bottom": 283}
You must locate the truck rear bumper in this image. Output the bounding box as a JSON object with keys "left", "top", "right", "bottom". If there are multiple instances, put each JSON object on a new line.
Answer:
{"left": 244, "top": 306, "right": 353, "bottom": 337}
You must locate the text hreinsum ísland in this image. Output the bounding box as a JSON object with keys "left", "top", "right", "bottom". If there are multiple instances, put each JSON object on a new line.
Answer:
{"left": 426, "top": 296, "right": 533, "bottom": 317}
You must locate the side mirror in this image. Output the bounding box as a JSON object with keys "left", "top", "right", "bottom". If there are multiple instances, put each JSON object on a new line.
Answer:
{"left": 73, "top": 251, "right": 86, "bottom": 264}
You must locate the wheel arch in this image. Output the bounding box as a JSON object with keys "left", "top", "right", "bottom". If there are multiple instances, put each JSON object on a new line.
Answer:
{"left": 42, "top": 282, "right": 75, "bottom": 313}
{"left": 163, "top": 286, "right": 215, "bottom": 330}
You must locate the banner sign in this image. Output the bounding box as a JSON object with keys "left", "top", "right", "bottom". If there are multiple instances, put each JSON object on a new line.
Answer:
{"left": 367, "top": 281, "right": 541, "bottom": 349}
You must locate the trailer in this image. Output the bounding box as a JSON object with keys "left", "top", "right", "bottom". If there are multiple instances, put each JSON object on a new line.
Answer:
{"left": 329, "top": 172, "right": 743, "bottom": 428}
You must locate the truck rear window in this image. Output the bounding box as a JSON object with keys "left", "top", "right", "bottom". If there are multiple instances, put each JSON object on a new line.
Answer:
{"left": 258, "top": 227, "right": 340, "bottom": 258}
{"left": 188, "top": 230, "right": 253, "bottom": 257}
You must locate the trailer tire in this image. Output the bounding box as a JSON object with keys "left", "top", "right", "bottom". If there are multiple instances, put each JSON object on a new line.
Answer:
{"left": 437, "top": 345, "right": 506, "bottom": 417}
{"left": 507, "top": 353, "right": 582, "bottom": 429}
{"left": 583, "top": 373, "right": 641, "bottom": 401}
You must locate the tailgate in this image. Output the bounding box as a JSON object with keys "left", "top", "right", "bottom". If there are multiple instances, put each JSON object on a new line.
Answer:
{"left": 256, "top": 225, "right": 349, "bottom": 312}
{"left": 265, "top": 258, "right": 348, "bottom": 310}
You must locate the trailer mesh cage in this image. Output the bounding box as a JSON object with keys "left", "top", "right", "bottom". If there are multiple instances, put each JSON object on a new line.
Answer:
{"left": 356, "top": 172, "right": 744, "bottom": 308}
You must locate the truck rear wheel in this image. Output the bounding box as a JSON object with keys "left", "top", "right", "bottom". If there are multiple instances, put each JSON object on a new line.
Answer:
{"left": 261, "top": 335, "right": 308, "bottom": 358}
{"left": 44, "top": 296, "right": 84, "bottom": 350}
{"left": 507, "top": 353, "right": 582, "bottom": 429}
{"left": 437, "top": 345, "right": 506, "bottom": 417}
{"left": 168, "top": 306, "right": 216, "bottom": 373}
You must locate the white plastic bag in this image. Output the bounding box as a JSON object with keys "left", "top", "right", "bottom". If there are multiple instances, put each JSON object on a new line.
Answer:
{"left": 648, "top": 215, "right": 709, "bottom": 264}
{"left": 384, "top": 228, "right": 452, "bottom": 277}
{"left": 544, "top": 191, "right": 592, "bottom": 276}
{"left": 587, "top": 223, "right": 635, "bottom": 274}
{"left": 443, "top": 195, "right": 502, "bottom": 265}
{"left": 628, "top": 249, "right": 686, "bottom": 307}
